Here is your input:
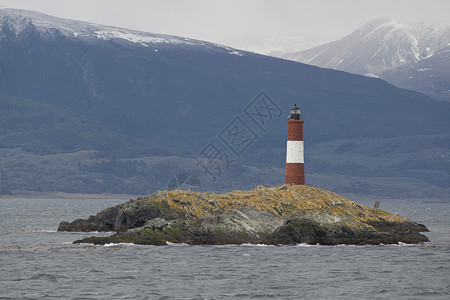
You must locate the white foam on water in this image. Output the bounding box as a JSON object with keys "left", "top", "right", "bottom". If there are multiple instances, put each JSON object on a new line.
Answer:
{"left": 31, "top": 229, "right": 57, "bottom": 233}
{"left": 103, "top": 242, "right": 137, "bottom": 247}
{"left": 295, "top": 243, "right": 320, "bottom": 247}
{"left": 390, "top": 242, "right": 417, "bottom": 247}
{"left": 241, "top": 243, "right": 274, "bottom": 247}
{"left": 165, "top": 241, "right": 189, "bottom": 246}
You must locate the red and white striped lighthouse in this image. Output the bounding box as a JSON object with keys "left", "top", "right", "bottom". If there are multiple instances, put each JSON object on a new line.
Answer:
{"left": 285, "top": 104, "right": 305, "bottom": 185}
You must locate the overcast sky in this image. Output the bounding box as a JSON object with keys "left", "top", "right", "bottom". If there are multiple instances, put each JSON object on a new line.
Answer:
{"left": 1, "top": 0, "right": 449, "bottom": 53}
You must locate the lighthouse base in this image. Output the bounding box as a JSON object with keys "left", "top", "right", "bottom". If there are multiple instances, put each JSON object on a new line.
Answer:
{"left": 285, "top": 163, "right": 305, "bottom": 185}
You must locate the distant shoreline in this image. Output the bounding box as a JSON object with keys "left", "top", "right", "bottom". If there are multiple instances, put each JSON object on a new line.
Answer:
{"left": 0, "top": 191, "right": 138, "bottom": 200}
{"left": 1, "top": 190, "right": 448, "bottom": 203}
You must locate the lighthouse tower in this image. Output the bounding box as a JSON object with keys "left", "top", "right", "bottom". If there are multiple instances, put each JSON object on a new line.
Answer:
{"left": 285, "top": 104, "right": 305, "bottom": 185}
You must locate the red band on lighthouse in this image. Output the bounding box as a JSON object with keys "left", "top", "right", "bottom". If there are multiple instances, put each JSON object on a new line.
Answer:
{"left": 285, "top": 104, "right": 305, "bottom": 185}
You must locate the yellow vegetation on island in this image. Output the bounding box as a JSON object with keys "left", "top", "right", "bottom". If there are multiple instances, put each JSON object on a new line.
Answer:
{"left": 140, "top": 184, "right": 407, "bottom": 226}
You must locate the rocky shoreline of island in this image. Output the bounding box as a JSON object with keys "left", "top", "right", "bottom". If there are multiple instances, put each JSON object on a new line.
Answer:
{"left": 58, "top": 185, "right": 429, "bottom": 246}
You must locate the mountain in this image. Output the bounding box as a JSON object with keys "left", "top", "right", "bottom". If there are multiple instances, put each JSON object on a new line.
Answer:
{"left": 381, "top": 45, "right": 450, "bottom": 101}
{"left": 0, "top": 94, "right": 173, "bottom": 156}
{"left": 283, "top": 18, "right": 450, "bottom": 102}
{"left": 1, "top": 8, "right": 450, "bottom": 198}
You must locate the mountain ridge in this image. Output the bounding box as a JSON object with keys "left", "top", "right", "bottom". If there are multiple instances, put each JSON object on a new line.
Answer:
{"left": 283, "top": 18, "right": 450, "bottom": 101}
{"left": 0, "top": 7, "right": 243, "bottom": 54}
{"left": 284, "top": 18, "right": 450, "bottom": 76}
{"left": 1, "top": 9, "right": 449, "bottom": 197}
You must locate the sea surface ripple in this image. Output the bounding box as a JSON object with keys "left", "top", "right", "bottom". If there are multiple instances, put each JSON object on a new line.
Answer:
{"left": 0, "top": 197, "right": 449, "bottom": 299}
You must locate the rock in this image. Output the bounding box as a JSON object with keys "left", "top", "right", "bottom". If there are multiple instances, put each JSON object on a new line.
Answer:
{"left": 144, "top": 218, "right": 171, "bottom": 231}
{"left": 192, "top": 207, "right": 284, "bottom": 244}
{"left": 76, "top": 219, "right": 194, "bottom": 246}
{"left": 58, "top": 197, "right": 186, "bottom": 232}
{"left": 62, "top": 185, "right": 430, "bottom": 246}
{"left": 262, "top": 212, "right": 429, "bottom": 245}
{"left": 75, "top": 207, "right": 284, "bottom": 245}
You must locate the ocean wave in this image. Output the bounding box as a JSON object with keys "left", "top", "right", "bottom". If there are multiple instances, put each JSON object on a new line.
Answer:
{"left": 241, "top": 243, "right": 275, "bottom": 247}
{"left": 11, "top": 229, "right": 58, "bottom": 233}
{"left": 75, "top": 231, "right": 115, "bottom": 234}
{"left": 380, "top": 242, "right": 417, "bottom": 247}
{"left": 165, "top": 241, "right": 189, "bottom": 246}
{"left": 31, "top": 229, "right": 58, "bottom": 233}
{"left": 78, "top": 243, "right": 97, "bottom": 247}
{"left": 103, "top": 242, "right": 137, "bottom": 247}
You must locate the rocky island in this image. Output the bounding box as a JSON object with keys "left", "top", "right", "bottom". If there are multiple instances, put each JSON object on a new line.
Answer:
{"left": 58, "top": 185, "right": 429, "bottom": 246}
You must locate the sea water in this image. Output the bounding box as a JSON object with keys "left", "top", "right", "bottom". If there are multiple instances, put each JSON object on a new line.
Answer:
{"left": 0, "top": 197, "right": 449, "bottom": 299}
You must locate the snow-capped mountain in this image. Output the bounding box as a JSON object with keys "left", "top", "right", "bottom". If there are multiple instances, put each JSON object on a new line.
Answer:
{"left": 1, "top": 8, "right": 450, "bottom": 197}
{"left": 283, "top": 18, "right": 450, "bottom": 101}
{"left": 381, "top": 45, "right": 450, "bottom": 101}
{"left": 0, "top": 7, "right": 243, "bottom": 55}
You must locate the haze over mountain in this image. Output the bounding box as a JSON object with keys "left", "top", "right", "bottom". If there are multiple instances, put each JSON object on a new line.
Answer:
{"left": 283, "top": 18, "right": 450, "bottom": 102}
{"left": 1, "top": 8, "right": 449, "bottom": 198}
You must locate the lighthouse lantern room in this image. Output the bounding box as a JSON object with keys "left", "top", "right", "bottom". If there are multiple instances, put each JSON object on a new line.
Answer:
{"left": 290, "top": 105, "right": 300, "bottom": 120}
{"left": 285, "top": 104, "right": 305, "bottom": 185}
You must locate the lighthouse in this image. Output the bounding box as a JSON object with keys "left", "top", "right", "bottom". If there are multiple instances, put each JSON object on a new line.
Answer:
{"left": 285, "top": 104, "right": 305, "bottom": 185}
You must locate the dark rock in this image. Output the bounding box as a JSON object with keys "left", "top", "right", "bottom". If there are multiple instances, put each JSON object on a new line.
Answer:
{"left": 75, "top": 207, "right": 283, "bottom": 245}
{"left": 365, "top": 219, "right": 429, "bottom": 232}
{"left": 263, "top": 213, "right": 429, "bottom": 245}
{"left": 58, "top": 198, "right": 185, "bottom": 232}
{"left": 192, "top": 207, "right": 284, "bottom": 244}
{"left": 75, "top": 219, "right": 196, "bottom": 245}
{"left": 57, "top": 219, "right": 108, "bottom": 232}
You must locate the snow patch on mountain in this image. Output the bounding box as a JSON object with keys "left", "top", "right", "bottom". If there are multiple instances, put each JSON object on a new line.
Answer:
{"left": 93, "top": 30, "right": 191, "bottom": 46}
{"left": 0, "top": 8, "right": 194, "bottom": 44}
{"left": 0, "top": 7, "right": 245, "bottom": 56}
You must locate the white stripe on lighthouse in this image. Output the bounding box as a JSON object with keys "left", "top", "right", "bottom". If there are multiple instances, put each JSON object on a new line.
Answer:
{"left": 286, "top": 141, "right": 304, "bottom": 163}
